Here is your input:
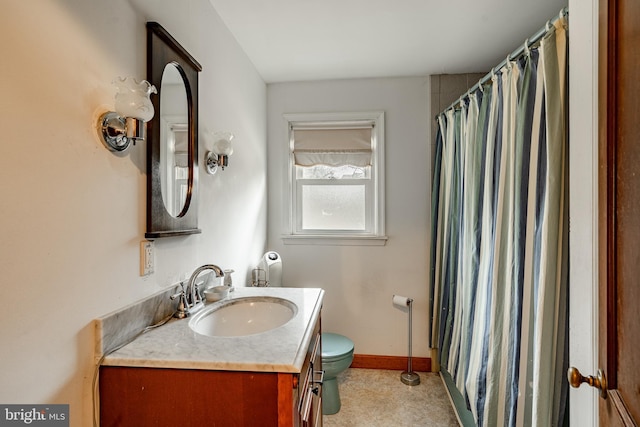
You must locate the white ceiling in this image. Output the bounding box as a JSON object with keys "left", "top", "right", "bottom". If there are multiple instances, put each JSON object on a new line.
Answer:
{"left": 208, "top": 0, "right": 567, "bottom": 83}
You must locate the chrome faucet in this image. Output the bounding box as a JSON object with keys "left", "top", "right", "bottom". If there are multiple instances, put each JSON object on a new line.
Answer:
{"left": 185, "top": 264, "right": 225, "bottom": 310}
{"left": 170, "top": 264, "right": 225, "bottom": 318}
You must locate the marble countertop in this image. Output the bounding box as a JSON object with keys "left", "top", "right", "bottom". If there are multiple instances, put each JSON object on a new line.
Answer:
{"left": 102, "top": 287, "right": 324, "bottom": 373}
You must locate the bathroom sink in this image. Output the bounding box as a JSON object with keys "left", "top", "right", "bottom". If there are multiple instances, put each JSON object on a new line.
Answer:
{"left": 189, "top": 296, "right": 297, "bottom": 337}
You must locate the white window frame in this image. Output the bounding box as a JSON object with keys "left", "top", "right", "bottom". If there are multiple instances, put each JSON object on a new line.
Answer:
{"left": 282, "top": 111, "right": 387, "bottom": 246}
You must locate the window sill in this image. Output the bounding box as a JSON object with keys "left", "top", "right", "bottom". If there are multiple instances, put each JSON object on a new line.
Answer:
{"left": 281, "top": 235, "right": 388, "bottom": 246}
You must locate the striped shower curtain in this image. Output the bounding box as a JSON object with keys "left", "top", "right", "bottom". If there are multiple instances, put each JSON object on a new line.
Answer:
{"left": 430, "top": 17, "right": 568, "bottom": 427}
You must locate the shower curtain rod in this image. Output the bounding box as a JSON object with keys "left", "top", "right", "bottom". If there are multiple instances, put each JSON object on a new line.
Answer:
{"left": 439, "top": 6, "right": 569, "bottom": 116}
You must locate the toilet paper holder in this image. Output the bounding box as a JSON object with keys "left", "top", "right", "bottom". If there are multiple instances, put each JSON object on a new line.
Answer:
{"left": 393, "top": 294, "right": 421, "bottom": 386}
{"left": 251, "top": 268, "right": 269, "bottom": 287}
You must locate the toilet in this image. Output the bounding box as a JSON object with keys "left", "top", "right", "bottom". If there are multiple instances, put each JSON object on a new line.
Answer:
{"left": 258, "top": 252, "right": 355, "bottom": 414}
{"left": 321, "top": 332, "right": 355, "bottom": 415}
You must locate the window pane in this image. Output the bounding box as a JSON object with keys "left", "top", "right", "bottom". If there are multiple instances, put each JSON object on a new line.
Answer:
{"left": 298, "top": 164, "right": 369, "bottom": 180}
{"left": 301, "top": 185, "right": 366, "bottom": 230}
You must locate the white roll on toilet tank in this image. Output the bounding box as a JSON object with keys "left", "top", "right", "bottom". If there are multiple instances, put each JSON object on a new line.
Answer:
{"left": 259, "top": 251, "right": 282, "bottom": 287}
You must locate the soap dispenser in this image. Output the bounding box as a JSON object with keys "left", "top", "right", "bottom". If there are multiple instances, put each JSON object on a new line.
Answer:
{"left": 223, "top": 269, "right": 234, "bottom": 291}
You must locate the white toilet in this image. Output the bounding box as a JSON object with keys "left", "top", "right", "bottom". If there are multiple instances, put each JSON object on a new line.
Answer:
{"left": 259, "top": 252, "right": 355, "bottom": 414}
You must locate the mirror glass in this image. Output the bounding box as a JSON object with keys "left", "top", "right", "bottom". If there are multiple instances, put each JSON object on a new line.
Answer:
{"left": 159, "top": 63, "right": 189, "bottom": 217}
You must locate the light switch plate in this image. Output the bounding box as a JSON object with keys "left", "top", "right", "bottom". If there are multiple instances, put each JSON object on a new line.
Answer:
{"left": 140, "top": 240, "right": 154, "bottom": 276}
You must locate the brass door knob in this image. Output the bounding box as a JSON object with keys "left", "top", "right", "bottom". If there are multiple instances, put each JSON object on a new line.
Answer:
{"left": 567, "top": 367, "right": 608, "bottom": 399}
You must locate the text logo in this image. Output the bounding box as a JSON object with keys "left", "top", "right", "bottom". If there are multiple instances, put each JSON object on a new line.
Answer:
{"left": 0, "top": 405, "right": 68, "bottom": 426}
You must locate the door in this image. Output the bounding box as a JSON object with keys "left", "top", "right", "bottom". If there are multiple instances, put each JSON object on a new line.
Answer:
{"left": 580, "top": 0, "right": 640, "bottom": 424}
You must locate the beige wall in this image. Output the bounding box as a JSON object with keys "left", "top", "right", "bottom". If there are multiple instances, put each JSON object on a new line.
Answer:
{"left": 266, "top": 77, "right": 431, "bottom": 358}
{"left": 0, "top": 1, "right": 266, "bottom": 425}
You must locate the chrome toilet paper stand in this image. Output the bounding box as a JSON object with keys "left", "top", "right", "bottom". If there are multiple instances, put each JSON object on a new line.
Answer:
{"left": 400, "top": 298, "right": 421, "bottom": 386}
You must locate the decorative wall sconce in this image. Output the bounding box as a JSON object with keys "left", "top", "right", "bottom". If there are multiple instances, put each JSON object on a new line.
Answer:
{"left": 204, "top": 131, "right": 234, "bottom": 174}
{"left": 98, "top": 77, "right": 157, "bottom": 152}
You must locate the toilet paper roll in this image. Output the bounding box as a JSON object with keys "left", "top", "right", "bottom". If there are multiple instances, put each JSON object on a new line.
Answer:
{"left": 392, "top": 295, "right": 412, "bottom": 307}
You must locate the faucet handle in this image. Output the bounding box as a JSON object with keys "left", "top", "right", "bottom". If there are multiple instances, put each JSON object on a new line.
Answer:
{"left": 170, "top": 282, "right": 190, "bottom": 319}
{"left": 192, "top": 279, "right": 207, "bottom": 305}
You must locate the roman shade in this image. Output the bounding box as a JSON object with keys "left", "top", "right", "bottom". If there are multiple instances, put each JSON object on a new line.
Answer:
{"left": 292, "top": 125, "right": 373, "bottom": 167}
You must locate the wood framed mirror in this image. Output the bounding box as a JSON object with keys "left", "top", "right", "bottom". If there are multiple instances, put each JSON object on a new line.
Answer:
{"left": 145, "top": 22, "right": 202, "bottom": 238}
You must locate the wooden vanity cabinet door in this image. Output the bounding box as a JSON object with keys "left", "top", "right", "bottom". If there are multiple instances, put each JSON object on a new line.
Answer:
{"left": 298, "top": 318, "right": 322, "bottom": 427}
{"left": 100, "top": 367, "right": 281, "bottom": 426}
{"left": 311, "top": 340, "right": 322, "bottom": 427}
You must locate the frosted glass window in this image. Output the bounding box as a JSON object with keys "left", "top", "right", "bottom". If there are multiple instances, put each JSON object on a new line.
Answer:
{"left": 284, "top": 112, "right": 386, "bottom": 243}
{"left": 301, "top": 185, "right": 366, "bottom": 230}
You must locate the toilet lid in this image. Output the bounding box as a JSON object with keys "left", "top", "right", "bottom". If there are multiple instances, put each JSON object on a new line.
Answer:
{"left": 322, "top": 333, "right": 354, "bottom": 360}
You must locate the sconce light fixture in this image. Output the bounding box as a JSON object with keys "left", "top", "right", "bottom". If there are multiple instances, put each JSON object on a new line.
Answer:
{"left": 205, "top": 131, "right": 234, "bottom": 174}
{"left": 98, "top": 76, "right": 157, "bottom": 152}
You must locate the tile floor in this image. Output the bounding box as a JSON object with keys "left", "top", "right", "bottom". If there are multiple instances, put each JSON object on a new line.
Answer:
{"left": 323, "top": 369, "right": 459, "bottom": 427}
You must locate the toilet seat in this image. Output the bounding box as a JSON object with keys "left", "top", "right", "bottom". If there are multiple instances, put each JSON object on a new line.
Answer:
{"left": 322, "top": 333, "right": 354, "bottom": 362}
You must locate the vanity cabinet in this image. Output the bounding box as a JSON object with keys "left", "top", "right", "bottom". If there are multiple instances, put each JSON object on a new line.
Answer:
{"left": 99, "top": 317, "right": 322, "bottom": 427}
{"left": 299, "top": 319, "right": 322, "bottom": 427}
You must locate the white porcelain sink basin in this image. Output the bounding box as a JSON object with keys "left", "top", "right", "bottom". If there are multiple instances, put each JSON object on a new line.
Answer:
{"left": 189, "top": 296, "right": 297, "bottom": 337}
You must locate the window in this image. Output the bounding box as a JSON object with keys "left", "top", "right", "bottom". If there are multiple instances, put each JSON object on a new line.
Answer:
{"left": 283, "top": 112, "right": 387, "bottom": 245}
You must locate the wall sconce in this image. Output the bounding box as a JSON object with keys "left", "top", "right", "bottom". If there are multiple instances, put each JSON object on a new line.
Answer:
{"left": 98, "top": 77, "right": 157, "bottom": 152}
{"left": 205, "top": 131, "right": 234, "bottom": 174}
